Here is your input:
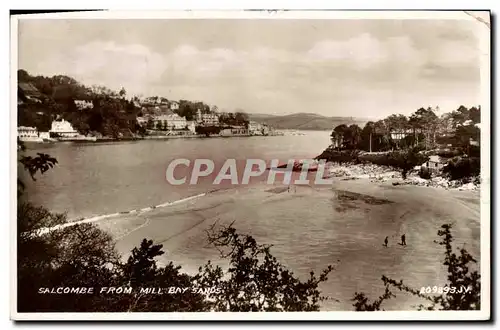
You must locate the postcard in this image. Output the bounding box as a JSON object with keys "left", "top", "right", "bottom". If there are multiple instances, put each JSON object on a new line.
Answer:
{"left": 11, "top": 10, "right": 490, "bottom": 321}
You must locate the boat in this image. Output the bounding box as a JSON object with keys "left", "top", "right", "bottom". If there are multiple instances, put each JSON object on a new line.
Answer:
{"left": 272, "top": 160, "right": 319, "bottom": 172}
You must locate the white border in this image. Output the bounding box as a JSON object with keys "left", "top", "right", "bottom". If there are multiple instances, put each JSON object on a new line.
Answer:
{"left": 9, "top": 9, "right": 491, "bottom": 322}
{"left": 12, "top": 10, "right": 489, "bottom": 20}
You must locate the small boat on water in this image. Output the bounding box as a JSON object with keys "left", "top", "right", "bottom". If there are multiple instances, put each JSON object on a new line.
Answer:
{"left": 273, "top": 160, "right": 319, "bottom": 172}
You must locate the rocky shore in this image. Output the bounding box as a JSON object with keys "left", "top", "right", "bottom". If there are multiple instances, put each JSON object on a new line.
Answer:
{"left": 324, "top": 162, "right": 480, "bottom": 191}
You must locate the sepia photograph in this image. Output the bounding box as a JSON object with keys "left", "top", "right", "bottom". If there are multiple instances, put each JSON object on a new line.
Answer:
{"left": 11, "top": 10, "right": 490, "bottom": 321}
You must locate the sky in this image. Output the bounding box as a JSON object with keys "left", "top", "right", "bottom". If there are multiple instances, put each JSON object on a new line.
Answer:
{"left": 17, "top": 17, "right": 485, "bottom": 119}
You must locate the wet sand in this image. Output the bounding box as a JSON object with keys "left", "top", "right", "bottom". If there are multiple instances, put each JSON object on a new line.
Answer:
{"left": 96, "top": 179, "right": 481, "bottom": 311}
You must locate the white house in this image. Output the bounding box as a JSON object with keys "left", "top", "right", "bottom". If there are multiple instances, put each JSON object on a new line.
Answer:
{"left": 186, "top": 121, "right": 196, "bottom": 133}
{"left": 18, "top": 126, "right": 40, "bottom": 142}
{"left": 390, "top": 129, "right": 413, "bottom": 141}
{"left": 74, "top": 100, "right": 94, "bottom": 110}
{"left": 50, "top": 119, "right": 78, "bottom": 138}
{"left": 166, "top": 113, "right": 187, "bottom": 129}
{"left": 196, "top": 109, "right": 219, "bottom": 126}
{"left": 248, "top": 121, "right": 263, "bottom": 135}
{"left": 170, "top": 101, "right": 180, "bottom": 111}
{"left": 136, "top": 116, "right": 149, "bottom": 127}
{"left": 422, "top": 155, "right": 447, "bottom": 174}
{"left": 39, "top": 132, "right": 50, "bottom": 140}
{"left": 153, "top": 113, "right": 187, "bottom": 130}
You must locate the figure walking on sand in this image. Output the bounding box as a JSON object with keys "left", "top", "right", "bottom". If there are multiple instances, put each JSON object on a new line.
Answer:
{"left": 383, "top": 236, "right": 388, "bottom": 247}
{"left": 401, "top": 234, "right": 406, "bottom": 246}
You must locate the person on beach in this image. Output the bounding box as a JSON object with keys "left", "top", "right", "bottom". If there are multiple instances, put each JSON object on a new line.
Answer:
{"left": 401, "top": 234, "right": 406, "bottom": 246}
{"left": 383, "top": 236, "right": 388, "bottom": 247}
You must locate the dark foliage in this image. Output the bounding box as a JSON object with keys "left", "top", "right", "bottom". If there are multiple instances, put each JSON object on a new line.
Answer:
{"left": 419, "top": 167, "right": 432, "bottom": 179}
{"left": 196, "top": 125, "right": 221, "bottom": 137}
{"left": 17, "top": 144, "right": 335, "bottom": 312}
{"left": 196, "top": 222, "right": 335, "bottom": 311}
{"left": 443, "top": 157, "right": 481, "bottom": 181}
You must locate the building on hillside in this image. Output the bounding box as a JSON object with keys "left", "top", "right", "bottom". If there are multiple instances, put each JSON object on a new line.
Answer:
{"left": 166, "top": 113, "right": 187, "bottom": 129}
{"left": 39, "top": 132, "right": 50, "bottom": 140}
{"left": 248, "top": 121, "right": 263, "bottom": 135}
{"left": 136, "top": 116, "right": 150, "bottom": 127}
{"left": 196, "top": 109, "right": 219, "bottom": 126}
{"left": 18, "top": 126, "right": 40, "bottom": 141}
{"left": 219, "top": 126, "right": 249, "bottom": 136}
{"left": 74, "top": 100, "right": 94, "bottom": 110}
{"left": 49, "top": 119, "right": 79, "bottom": 138}
{"left": 469, "top": 138, "right": 480, "bottom": 147}
{"left": 186, "top": 121, "right": 196, "bottom": 133}
{"left": 422, "top": 155, "right": 447, "bottom": 174}
{"left": 248, "top": 121, "right": 259, "bottom": 132}
{"left": 390, "top": 129, "right": 413, "bottom": 141}
{"left": 152, "top": 113, "right": 187, "bottom": 130}
{"left": 170, "top": 101, "right": 180, "bottom": 111}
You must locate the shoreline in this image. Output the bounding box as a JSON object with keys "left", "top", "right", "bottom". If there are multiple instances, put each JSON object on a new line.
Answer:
{"left": 31, "top": 192, "right": 208, "bottom": 236}
{"left": 21, "top": 132, "right": 286, "bottom": 145}
{"left": 323, "top": 161, "right": 480, "bottom": 192}
{"left": 33, "top": 171, "right": 479, "bottom": 237}
{"left": 97, "top": 177, "right": 479, "bottom": 311}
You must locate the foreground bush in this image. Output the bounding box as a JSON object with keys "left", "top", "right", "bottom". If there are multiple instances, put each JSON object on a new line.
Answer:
{"left": 17, "top": 145, "right": 334, "bottom": 313}
{"left": 443, "top": 157, "right": 480, "bottom": 181}
{"left": 18, "top": 208, "right": 334, "bottom": 312}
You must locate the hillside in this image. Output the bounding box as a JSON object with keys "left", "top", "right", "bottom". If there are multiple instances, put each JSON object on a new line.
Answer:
{"left": 248, "top": 112, "right": 368, "bottom": 130}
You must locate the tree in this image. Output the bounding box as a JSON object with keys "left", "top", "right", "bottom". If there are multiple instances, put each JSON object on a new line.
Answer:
{"left": 344, "top": 124, "right": 362, "bottom": 150}
{"left": 331, "top": 124, "right": 348, "bottom": 150}
{"left": 234, "top": 111, "right": 249, "bottom": 126}
{"left": 409, "top": 107, "right": 438, "bottom": 149}
{"left": 196, "top": 222, "right": 334, "bottom": 311}
{"left": 177, "top": 100, "right": 198, "bottom": 121}
{"left": 352, "top": 224, "right": 480, "bottom": 311}
{"left": 18, "top": 69, "right": 31, "bottom": 82}
{"left": 361, "top": 121, "right": 375, "bottom": 152}
{"left": 119, "top": 87, "right": 127, "bottom": 98}
{"left": 373, "top": 120, "right": 390, "bottom": 151}
{"left": 384, "top": 114, "right": 408, "bottom": 149}
{"left": 146, "top": 118, "right": 154, "bottom": 130}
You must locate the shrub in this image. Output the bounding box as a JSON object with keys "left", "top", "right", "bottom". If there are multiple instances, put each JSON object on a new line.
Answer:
{"left": 315, "top": 149, "right": 359, "bottom": 164}
{"left": 443, "top": 157, "right": 480, "bottom": 181}
{"left": 196, "top": 222, "right": 335, "bottom": 311}
{"left": 419, "top": 167, "right": 432, "bottom": 179}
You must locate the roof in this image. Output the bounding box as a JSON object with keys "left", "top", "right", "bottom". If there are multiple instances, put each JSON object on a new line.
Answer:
{"left": 428, "top": 155, "right": 448, "bottom": 163}
{"left": 18, "top": 82, "right": 43, "bottom": 98}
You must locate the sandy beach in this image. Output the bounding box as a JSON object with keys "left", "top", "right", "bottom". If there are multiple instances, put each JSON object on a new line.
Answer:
{"left": 95, "top": 178, "right": 480, "bottom": 311}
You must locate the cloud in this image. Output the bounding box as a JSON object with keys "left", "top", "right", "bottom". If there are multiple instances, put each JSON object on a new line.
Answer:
{"left": 305, "top": 34, "right": 426, "bottom": 71}
{"left": 34, "top": 41, "right": 167, "bottom": 93}
{"left": 28, "top": 30, "right": 480, "bottom": 117}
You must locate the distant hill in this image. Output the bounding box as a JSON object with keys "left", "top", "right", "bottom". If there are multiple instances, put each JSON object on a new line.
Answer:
{"left": 248, "top": 112, "right": 368, "bottom": 130}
